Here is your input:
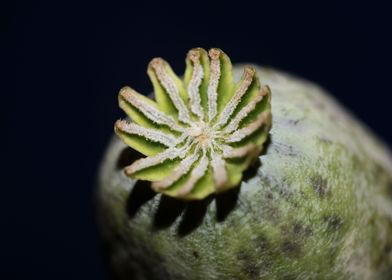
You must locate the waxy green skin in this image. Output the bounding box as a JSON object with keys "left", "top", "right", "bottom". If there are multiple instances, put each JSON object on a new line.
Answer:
{"left": 97, "top": 66, "right": 392, "bottom": 279}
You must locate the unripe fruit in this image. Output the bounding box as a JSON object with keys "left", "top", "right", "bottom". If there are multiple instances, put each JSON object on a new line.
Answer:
{"left": 97, "top": 56, "right": 392, "bottom": 279}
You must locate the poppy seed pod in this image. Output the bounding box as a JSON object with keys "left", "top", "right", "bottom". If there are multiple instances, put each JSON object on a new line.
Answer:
{"left": 97, "top": 49, "right": 392, "bottom": 280}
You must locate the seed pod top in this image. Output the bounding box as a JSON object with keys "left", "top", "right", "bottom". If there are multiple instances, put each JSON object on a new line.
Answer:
{"left": 114, "top": 48, "right": 272, "bottom": 200}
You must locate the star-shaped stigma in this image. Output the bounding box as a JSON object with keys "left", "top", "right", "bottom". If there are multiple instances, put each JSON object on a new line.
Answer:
{"left": 115, "top": 48, "right": 272, "bottom": 200}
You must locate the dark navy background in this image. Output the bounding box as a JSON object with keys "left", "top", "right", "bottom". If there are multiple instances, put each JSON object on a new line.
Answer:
{"left": 2, "top": 1, "right": 391, "bottom": 279}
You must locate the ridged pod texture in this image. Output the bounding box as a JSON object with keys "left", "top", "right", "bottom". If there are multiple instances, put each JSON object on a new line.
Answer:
{"left": 97, "top": 65, "right": 392, "bottom": 280}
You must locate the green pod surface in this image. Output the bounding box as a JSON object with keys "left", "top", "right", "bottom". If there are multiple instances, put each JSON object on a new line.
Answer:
{"left": 97, "top": 65, "right": 392, "bottom": 280}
